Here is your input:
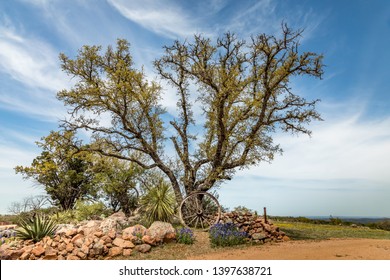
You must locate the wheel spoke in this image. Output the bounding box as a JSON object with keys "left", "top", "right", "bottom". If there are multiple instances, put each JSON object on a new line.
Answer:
{"left": 195, "top": 197, "right": 200, "bottom": 211}
{"left": 188, "top": 215, "right": 198, "bottom": 226}
{"left": 199, "top": 217, "right": 205, "bottom": 229}
{"left": 179, "top": 191, "right": 221, "bottom": 231}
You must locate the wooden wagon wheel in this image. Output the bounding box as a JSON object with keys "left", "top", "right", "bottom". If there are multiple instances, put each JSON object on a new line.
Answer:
{"left": 179, "top": 191, "right": 221, "bottom": 231}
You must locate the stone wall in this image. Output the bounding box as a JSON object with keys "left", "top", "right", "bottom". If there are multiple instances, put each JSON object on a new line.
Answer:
{"left": 0, "top": 210, "right": 288, "bottom": 260}
{"left": 0, "top": 213, "right": 176, "bottom": 260}
{"left": 220, "top": 211, "right": 289, "bottom": 242}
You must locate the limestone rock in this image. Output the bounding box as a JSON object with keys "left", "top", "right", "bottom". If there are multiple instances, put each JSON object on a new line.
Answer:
{"left": 44, "top": 247, "right": 57, "bottom": 258}
{"left": 108, "top": 247, "right": 123, "bottom": 257}
{"left": 252, "top": 233, "right": 267, "bottom": 240}
{"left": 142, "top": 235, "right": 156, "bottom": 246}
{"left": 107, "top": 229, "right": 116, "bottom": 239}
{"left": 123, "top": 249, "right": 132, "bottom": 256}
{"left": 66, "top": 243, "right": 74, "bottom": 253}
{"left": 135, "top": 244, "right": 151, "bottom": 253}
{"left": 100, "top": 212, "right": 127, "bottom": 234}
{"left": 20, "top": 251, "right": 31, "bottom": 260}
{"left": 65, "top": 228, "right": 77, "bottom": 237}
{"left": 8, "top": 249, "right": 24, "bottom": 260}
{"left": 112, "top": 237, "right": 135, "bottom": 249}
{"left": 31, "top": 245, "right": 45, "bottom": 257}
{"left": 78, "top": 220, "right": 101, "bottom": 236}
{"left": 146, "top": 222, "right": 176, "bottom": 244}
{"left": 56, "top": 224, "right": 76, "bottom": 236}
{"left": 122, "top": 224, "right": 147, "bottom": 242}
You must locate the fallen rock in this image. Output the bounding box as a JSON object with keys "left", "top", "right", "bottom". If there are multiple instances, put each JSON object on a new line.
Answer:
{"left": 142, "top": 235, "right": 156, "bottom": 246}
{"left": 112, "top": 237, "right": 135, "bottom": 249}
{"left": 252, "top": 233, "right": 267, "bottom": 240}
{"left": 108, "top": 247, "right": 123, "bottom": 257}
{"left": 122, "top": 224, "right": 147, "bottom": 242}
{"left": 146, "top": 221, "right": 176, "bottom": 244}
{"left": 100, "top": 212, "right": 127, "bottom": 234}
{"left": 135, "top": 244, "right": 151, "bottom": 253}
{"left": 31, "top": 245, "right": 45, "bottom": 257}
{"left": 123, "top": 249, "right": 132, "bottom": 256}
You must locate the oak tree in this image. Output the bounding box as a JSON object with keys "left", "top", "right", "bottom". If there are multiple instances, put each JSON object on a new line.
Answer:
{"left": 58, "top": 25, "right": 323, "bottom": 205}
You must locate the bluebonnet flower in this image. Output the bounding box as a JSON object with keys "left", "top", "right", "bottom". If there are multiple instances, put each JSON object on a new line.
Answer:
{"left": 176, "top": 227, "right": 195, "bottom": 244}
{"left": 209, "top": 222, "right": 247, "bottom": 247}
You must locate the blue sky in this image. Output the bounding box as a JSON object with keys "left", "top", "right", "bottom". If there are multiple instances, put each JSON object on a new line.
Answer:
{"left": 0, "top": 0, "right": 389, "bottom": 217}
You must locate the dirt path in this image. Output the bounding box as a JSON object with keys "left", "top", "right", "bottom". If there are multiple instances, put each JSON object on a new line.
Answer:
{"left": 188, "top": 238, "right": 390, "bottom": 260}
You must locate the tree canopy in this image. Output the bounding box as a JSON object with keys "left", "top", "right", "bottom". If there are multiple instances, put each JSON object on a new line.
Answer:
{"left": 57, "top": 25, "right": 324, "bottom": 204}
{"left": 91, "top": 155, "right": 143, "bottom": 215}
{"left": 15, "top": 131, "right": 96, "bottom": 210}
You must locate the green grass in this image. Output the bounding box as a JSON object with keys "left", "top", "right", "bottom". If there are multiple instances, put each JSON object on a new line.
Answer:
{"left": 275, "top": 221, "right": 390, "bottom": 240}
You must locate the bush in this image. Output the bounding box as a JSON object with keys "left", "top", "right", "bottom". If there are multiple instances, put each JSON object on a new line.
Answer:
{"left": 233, "top": 205, "right": 253, "bottom": 213}
{"left": 15, "top": 214, "right": 57, "bottom": 243}
{"left": 51, "top": 209, "right": 78, "bottom": 224}
{"left": 73, "top": 200, "right": 111, "bottom": 220}
{"left": 51, "top": 201, "right": 112, "bottom": 224}
{"left": 368, "top": 221, "right": 390, "bottom": 231}
{"left": 176, "top": 227, "right": 195, "bottom": 245}
{"left": 209, "top": 223, "right": 247, "bottom": 247}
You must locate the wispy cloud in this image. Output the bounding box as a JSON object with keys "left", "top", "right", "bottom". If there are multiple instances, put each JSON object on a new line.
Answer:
{"left": 0, "top": 24, "right": 68, "bottom": 91}
{"left": 221, "top": 0, "right": 278, "bottom": 35}
{"left": 0, "top": 20, "right": 69, "bottom": 120}
{"left": 107, "top": 0, "right": 203, "bottom": 39}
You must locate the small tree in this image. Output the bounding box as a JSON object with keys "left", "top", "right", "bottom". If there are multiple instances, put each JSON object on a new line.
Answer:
{"left": 15, "top": 131, "right": 96, "bottom": 210}
{"left": 92, "top": 155, "right": 143, "bottom": 216}
{"left": 58, "top": 24, "right": 323, "bottom": 205}
{"left": 7, "top": 195, "right": 50, "bottom": 216}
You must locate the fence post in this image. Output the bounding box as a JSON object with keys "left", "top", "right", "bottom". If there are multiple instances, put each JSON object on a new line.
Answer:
{"left": 263, "top": 207, "right": 267, "bottom": 223}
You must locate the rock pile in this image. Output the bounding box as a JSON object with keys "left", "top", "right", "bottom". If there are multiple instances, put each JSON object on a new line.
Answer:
{"left": 0, "top": 213, "right": 176, "bottom": 260}
{"left": 219, "top": 211, "right": 289, "bottom": 243}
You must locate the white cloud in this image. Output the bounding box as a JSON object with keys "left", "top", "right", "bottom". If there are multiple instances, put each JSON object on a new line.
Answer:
{"left": 0, "top": 23, "right": 70, "bottom": 120}
{"left": 107, "top": 0, "right": 201, "bottom": 39}
{"left": 218, "top": 107, "right": 390, "bottom": 216}
{"left": 238, "top": 110, "right": 390, "bottom": 186}
{"left": 0, "top": 26, "right": 68, "bottom": 91}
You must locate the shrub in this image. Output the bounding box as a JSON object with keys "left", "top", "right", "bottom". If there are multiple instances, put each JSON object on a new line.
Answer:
{"left": 233, "top": 205, "right": 253, "bottom": 213}
{"left": 51, "top": 209, "right": 78, "bottom": 224}
{"left": 73, "top": 200, "right": 111, "bottom": 221}
{"left": 209, "top": 223, "right": 247, "bottom": 247}
{"left": 176, "top": 227, "right": 195, "bottom": 245}
{"left": 15, "top": 214, "right": 57, "bottom": 243}
{"left": 329, "top": 216, "right": 343, "bottom": 225}
{"left": 51, "top": 201, "right": 112, "bottom": 224}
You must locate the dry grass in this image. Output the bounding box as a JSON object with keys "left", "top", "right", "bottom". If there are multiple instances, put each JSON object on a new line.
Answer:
{"left": 114, "top": 222, "right": 390, "bottom": 260}
{"left": 275, "top": 221, "right": 390, "bottom": 240}
{"left": 115, "top": 230, "right": 254, "bottom": 260}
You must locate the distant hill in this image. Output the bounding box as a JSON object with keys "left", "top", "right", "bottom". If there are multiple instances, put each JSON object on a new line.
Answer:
{"left": 307, "top": 216, "right": 390, "bottom": 224}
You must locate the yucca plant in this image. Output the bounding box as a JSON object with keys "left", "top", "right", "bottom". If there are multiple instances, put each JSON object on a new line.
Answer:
{"left": 140, "top": 179, "right": 176, "bottom": 225}
{"left": 15, "top": 214, "right": 58, "bottom": 243}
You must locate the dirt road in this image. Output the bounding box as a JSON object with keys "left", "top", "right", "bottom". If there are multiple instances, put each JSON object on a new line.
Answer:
{"left": 188, "top": 238, "right": 390, "bottom": 260}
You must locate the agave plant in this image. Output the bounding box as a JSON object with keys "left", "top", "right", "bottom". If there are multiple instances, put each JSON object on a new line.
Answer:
{"left": 15, "top": 214, "right": 58, "bottom": 242}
